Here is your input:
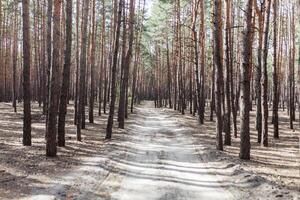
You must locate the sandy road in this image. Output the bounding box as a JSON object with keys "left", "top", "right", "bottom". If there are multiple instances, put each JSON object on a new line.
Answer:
{"left": 23, "top": 102, "right": 235, "bottom": 200}
{"left": 99, "top": 102, "right": 234, "bottom": 200}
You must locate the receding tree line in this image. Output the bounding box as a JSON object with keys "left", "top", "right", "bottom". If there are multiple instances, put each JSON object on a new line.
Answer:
{"left": 0, "top": 0, "right": 147, "bottom": 157}
{"left": 148, "top": 0, "right": 299, "bottom": 160}
{"left": 0, "top": 0, "right": 299, "bottom": 160}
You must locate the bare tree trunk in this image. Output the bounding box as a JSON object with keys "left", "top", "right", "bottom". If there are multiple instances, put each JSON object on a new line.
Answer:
{"left": 45, "top": 0, "right": 52, "bottom": 119}
{"left": 213, "top": 0, "right": 224, "bottom": 151}
{"left": 240, "top": 0, "right": 253, "bottom": 160}
{"left": 58, "top": 0, "right": 73, "bottom": 147}
{"left": 272, "top": 0, "right": 279, "bottom": 138}
{"left": 89, "top": 0, "right": 96, "bottom": 123}
{"left": 22, "top": 0, "right": 32, "bottom": 146}
{"left": 199, "top": 0, "right": 205, "bottom": 124}
{"left": 224, "top": 0, "right": 232, "bottom": 145}
{"left": 119, "top": 0, "right": 135, "bottom": 129}
{"left": 76, "top": 0, "right": 89, "bottom": 141}
{"left": 262, "top": 0, "right": 272, "bottom": 147}
{"left": 254, "top": 0, "right": 264, "bottom": 144}
{"left": 106, "top": 0, "right": 122, "bottom": 139}
{"left": 12, "top": 0, "right": 18, "bottom": 113}
{"left": 46, "top": 0, "right": 62, "bottom": 156}
{"left": 74, "top": 0, "right": 80, "bottom": 124}
{"left": 192, "top": 0, "right": 201, "bottom": 123}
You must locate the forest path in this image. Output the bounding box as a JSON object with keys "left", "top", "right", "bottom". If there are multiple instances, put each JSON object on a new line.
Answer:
{"left": 98, "top": 101, "right": 234, "bottom": 200}
{"left": 22, "top": 102, "right": 235, "bottom": 200}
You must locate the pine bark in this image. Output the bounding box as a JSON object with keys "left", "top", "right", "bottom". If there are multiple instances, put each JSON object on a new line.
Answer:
{"left": 22, "top": 0, "right": 32, "bottom": 146}
{"left": 240, "top": 0, "right": 253, "bottom": 160}
{"left": 106, "top": 0, "right": 122, "bottom": 139}
{"left": 77, "top": 0, "right": 89, "bottom": 141}
{"left": 57, "top": 0, "right": 73, "bottom": 147}
{"left": 46, "top": 0, "right": 62, "bottom": 156}
{"left": 89, "top": 0, "right": 96, "bottom": 124}
{"left": 272, "top": 0, "right": 279, "bottom": 138}
{"left": 262, "top": 0, "right": 272, "bottom": 147}
{"left": 213, "top": 0, "right": 224, "bottom": 151}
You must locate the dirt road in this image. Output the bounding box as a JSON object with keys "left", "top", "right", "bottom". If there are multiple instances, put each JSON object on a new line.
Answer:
{"left": 98, "top": 102, "right": 234, "bottom": 200}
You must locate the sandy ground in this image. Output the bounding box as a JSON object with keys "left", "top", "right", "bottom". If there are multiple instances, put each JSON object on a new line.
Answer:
{"left": 0, "top": 101, "right": 299, "bottom": 199}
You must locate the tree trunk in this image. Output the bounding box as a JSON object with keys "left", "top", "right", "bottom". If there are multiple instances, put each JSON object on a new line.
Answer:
{"left": 89, "top": 0, "right": 96, "bottom": 124}
{"left": 22, "top": 0, "right": 32, "bottom": 146}
{"left": 57, "top": 0, "right": 73, "bottom": 147}
{"left": 12, "top": 0, "right": 18, "bottom": 113}
{"left": 106, "top": 0, "right": 122, "bottom": 139}
{"left": 239, "top": 0, "right": 253, "bottom": 160}
{"left": 262, "top": 0, "right": 272, "bottom": 147}
{"left": 272, "top": 0, "right": 279, "bottom": 138}
{"left": 76, "top": 0, "right": 89, "bottom": 141}
{"left": 213, "top": 0, "right": 224, "bottom": 151}
{"left": 46, "top": 0, "right": 62, "bottom": 157}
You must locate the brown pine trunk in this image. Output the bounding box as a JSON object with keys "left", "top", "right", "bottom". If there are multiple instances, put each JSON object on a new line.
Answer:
{"left": 272, "top": 0, "right": 279, "bottom": 138}
{"left": 22, "top": 0, "right": 32, "bottom": 146}
{"left": 46, "top": 0, "right": 62, "bottom": 157}
{"left": 106, "top": 0, "right": 122, "bottom": 139}
{"left": 99, "top": 0, "right": 106, "bottom": 116}
{"left": 12, "top": 0, "right": 18, "bottom": 113}
{"left": 213, "top": 0, "right": 224, "bottom": 151}
{"left": 119, "top": 0, "right": 135, "bottom": 129}
{"left": 240, "top": 0, "right": 253, "bottom": 160}
{"left": 254, "top": 0, "right": 264, "bottom": 144}
{"left": 89, "top": 0, "right": 96, "bottom": 123}
{"left": 199, "top": 0, "right": 205, "bottom": 124}
{"left": 76, "top": 0, "right": 89, "bottom": 141}
{"left": 57, "top": 0, "right": 73, "bottom": 147}
{"left": 74, "top": 0, "right": 80, "bottom": 124}
{"left": 224, "top": 0, "right": 232, "bottom": 145}
{"left": 45, "top": 0, "right": 52, "bottom": 120}
{"left": 262, "top": 0, "right": 272, "bottom": 147}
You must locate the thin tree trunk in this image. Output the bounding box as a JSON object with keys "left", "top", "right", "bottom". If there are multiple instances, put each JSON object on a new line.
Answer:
{"left": 272, "top": 0, "right": 279, "bottom": 138}
{"left": 262, "top": 0, "right": 272, "bottom": 147}
{"left": 89, "top": 0, "right": 96, "bottom": 123}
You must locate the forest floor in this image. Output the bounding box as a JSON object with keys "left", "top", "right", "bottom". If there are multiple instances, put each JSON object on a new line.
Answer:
{"left": 0, "top": 101, "right": 299, "bottom": 199}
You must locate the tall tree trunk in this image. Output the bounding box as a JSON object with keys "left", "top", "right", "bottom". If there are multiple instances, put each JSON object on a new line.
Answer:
{"left": 74, "top": 0, "right": 80, "bottom": 124}
{"left": 224, "top": 0, "right": 232, "bottom": 145}
{"left": 45, "top": 0, "right": 53, "bottom": 118}
{"left": 254, "top": 0, "right": 264, "bottom": 144}
{"left": 199, "top": 0, "right": 205, "bottom": 124}
{"left": 192, "top": 0, "right": 201, "bottom": 123}
{"left": 76, "top": 0, "right": 89, "bottom": 141}
{"left": 99, "top": 0, "right": 106, "bottom": 116}
{"left": 240, "top": 0, "right": 253, "bottom": 160}
{"left": 119, "top": 0, "right": 135, "bottom": 129}
{"left": 89, "top": 0, "right": 96, "bottom": 123}
{"left": 213, "top": 0, "right": 224, "bottom": 151}
{"left": 106, "top": 0, "right": 122, "bottom": 139}
{"left": 262, "top": 0, "right": 272, "bottom": 147}
{"left": 12, "top": 0, "right": 18, "bottom": 113}
{"left": 22, "top": 0, "right": 32, "bottom": 146}
{"left": 46, "top": 0, "right": 62, "bottom": 157}
{"left": 57, "top": 0, "right": 73, "bottom": 147}
{"left": 272, "top": 0, "right": 279, "bottom": 138}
